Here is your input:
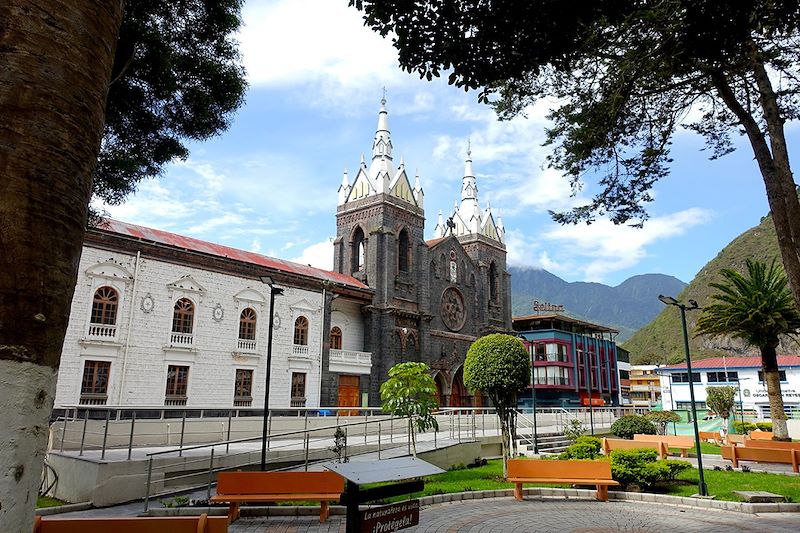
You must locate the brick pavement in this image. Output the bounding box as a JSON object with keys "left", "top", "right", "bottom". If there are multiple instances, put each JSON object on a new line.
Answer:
{"left": 229, "top": 498, "right": 800, "bottom": 532}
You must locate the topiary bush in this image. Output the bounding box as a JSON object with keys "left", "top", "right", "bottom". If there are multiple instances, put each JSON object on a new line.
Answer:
{"left": 559, "top": 436, "right": 602, "bottom": 460}
{"left": 644, "top": 411, "right": 681, "bottom": 435}
{"left": 733, "top": 421, "right": 757, "bottom": 434}
{"left": 609, "top": 449, "right": 691, "bottom": 489}
{"left": 756, "top": 422, "right": 773, "bottom": 432}
{"left": 610, "top": 414, "right": 656, "bottom": 439}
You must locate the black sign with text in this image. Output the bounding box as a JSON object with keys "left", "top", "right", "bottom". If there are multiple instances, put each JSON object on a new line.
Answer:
{"left": 360, "top": 500, "right": 420, "bottom": 533}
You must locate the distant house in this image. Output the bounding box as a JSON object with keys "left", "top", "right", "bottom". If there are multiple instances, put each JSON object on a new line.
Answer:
{"left": 513, "top": 314, "right": 621, "bottom": 408}
{"left": 656, "top": 356, "right": 800, "bottom": 419}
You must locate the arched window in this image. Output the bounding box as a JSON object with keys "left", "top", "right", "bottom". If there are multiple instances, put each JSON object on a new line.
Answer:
{"left": 351, "top": 226, "right": 366, "bottom": 273}
{"left": 330, "top": 326, "right": 343, "bottom": 350}
{"left": 398, "top": 228, "right": 410, "bottom": 272}
{"left": 172, "top": 298, "right": 194, "bottom": 334}
{"left": 294, "top": 316, "right": 309, "bottom": 345}
{"left": 238, "top": 308, "right": 257, "bottom": 340}
{"left": 489, "top": 261, "right": 498, "bottom": 303}
{"left": 91, "top": 286, "right": 118, "bottom": 325}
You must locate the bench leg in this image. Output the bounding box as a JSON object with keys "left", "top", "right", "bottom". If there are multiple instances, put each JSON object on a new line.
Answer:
{"left": 320, "top": 501, "right": 329, "bottom": 523}
{"left": 681, "top": 449, "right": 688, "bottom": 458}
{"left": 514, "top": 482, "right": 523, "bottom": 501}
{"left": 596, "top": 485, "right": 609, "bottom": 502}
{"left": 228, "top": 502, "right": 240, "bottom": 523}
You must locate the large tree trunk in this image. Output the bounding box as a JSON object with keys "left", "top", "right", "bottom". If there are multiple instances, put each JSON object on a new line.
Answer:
{"left": 0, "top": 2, "right": 123, "bottom": 530}
{"left": 759, "top": 346, "right": 789, "bottom": 440}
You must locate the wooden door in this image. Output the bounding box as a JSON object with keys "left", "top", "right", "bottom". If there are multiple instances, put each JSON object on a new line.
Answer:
{"left": 337, "top": 375, "right": 360, "bottom": 416}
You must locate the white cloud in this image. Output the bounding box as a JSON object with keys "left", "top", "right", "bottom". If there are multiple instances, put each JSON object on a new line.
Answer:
{"left": 291, "top": 239, "right": 334, "bottom": 270}
{"left": 536, "top": 208, "right": 714, "bottom": 281}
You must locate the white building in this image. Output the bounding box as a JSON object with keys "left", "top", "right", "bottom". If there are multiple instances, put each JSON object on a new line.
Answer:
{"left": 657, "top": 356, "right": 800, "bottom": 419}
{"left": 54, "top": 220, "right": 373, "bottom": 409}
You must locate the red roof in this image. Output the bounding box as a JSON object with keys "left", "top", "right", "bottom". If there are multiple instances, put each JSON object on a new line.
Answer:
{"left": 662, "top": 355, "right": 800, "bottom": 370}
{"left": 95, "top": 219, "right": 369, "bottom": 290}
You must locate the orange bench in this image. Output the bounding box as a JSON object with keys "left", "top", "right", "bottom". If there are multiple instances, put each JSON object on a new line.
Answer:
{"left": 633, "top": 434, "right": 694, "bottom": 457}
{"left": 749, "top": 430, "right": 774, "bottom": 440}
{"left": 210, "top": 471, "right": 344, "bottom": 523}
{"left": 698, "top": 431, "right": 722, "bottom": 444}
{"left": 602, "top": 438, "right": 667, "bottom": 460}
{"left": 33, "top": 514, "right": 227, "bottom": 533}
{"left": 720, "top": 445, "right": 799, "bottom": 472}
{"left": 743, "top": 439, "right": 800, "bottom": 451}
{"left": 726, "top": 434, "right": 746, "bottom": 445}
{"left": 507, "top": 459, "right": 619, "bottom": 501}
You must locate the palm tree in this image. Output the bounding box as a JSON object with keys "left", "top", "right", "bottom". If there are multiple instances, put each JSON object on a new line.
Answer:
{"left": 695, "top": 259, "right": 800, "bottom": 440}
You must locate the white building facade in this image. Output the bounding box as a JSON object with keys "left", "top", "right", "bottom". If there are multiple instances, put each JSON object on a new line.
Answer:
{"left": 54, "top": 221, "right": 373, "bottom": 409}
{"left": 657, "top": 356, "right": 800, "bottom": 419}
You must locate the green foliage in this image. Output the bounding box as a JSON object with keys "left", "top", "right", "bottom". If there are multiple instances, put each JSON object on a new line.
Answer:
{"left": 563, "top": 418, "right": 586, "bottom": 443}
{"left": 663, "top": 460, "right": 692, "bottom": 481}
{"left": 159, "top": 496, "right": 190, "bottom": 508}
{"left": 463, "top": 334, "right": 530, "bottom": 402}
{"left": 609, "top": 449, "right": 689, "bottom": 489}
{"left": 756, "top": 422, "right": 773, "bottom": 432}
{"left": 381, "top": 362, "right": 439, "bottom": 432}
{"left": 380, "top": 362, "right": 439, "bottom": 455}
{"left": 644, "top": 411, "right": 681, "bottom": 435}
{"left": 695, "top": 259, "right": 800, "bottom": 349}
{"left": 559, "top": 436, "right": 601, "bottom": 460}
{"left": 705, "top": 387, "right": 737, "bottom": 420}
{"left": 610, "top": 414, "right": 656, "bottom": 439}
{"left": 733, "top": 421, "right": 757, "bottom": 434}
{"left": 328, "top": 426, "right": 349, "bottom": 463}
{"left": 95, "top": 0, "right": 247, "bottom": 209}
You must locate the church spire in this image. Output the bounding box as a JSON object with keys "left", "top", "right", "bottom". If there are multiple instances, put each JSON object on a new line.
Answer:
{"left": 371, "top": 95, "right": 393, "bottom": 162}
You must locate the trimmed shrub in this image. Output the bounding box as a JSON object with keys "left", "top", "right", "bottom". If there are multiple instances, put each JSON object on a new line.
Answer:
{"left": 608, "top": 449, "right": 689, "bottom": 489}
{"left": 733, "top": 421, "right": 757, "bottom": 434}
{"left": 610, "top": 414, "right": 657, "bottom": 439}
{"left": 663, "top": 460, "right": 692, "bottom": 481}
{"left": 644, "top": 411, "right": 681, "bottom": 435}
{"left": 559, "top": 436, "right": 602, "bottom": 460}
{"left": 756, "top": 422, "right": 773, "bottom": 432}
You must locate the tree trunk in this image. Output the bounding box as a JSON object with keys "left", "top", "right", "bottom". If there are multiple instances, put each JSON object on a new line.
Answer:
{"left": 0, "top": 2, "right": 123, "bottom": 531}
{"left": 760, "top": 346, "right": 789, "bottom": 440}
{"left": 497, "top": 406, "right": 509, "bottom": 478}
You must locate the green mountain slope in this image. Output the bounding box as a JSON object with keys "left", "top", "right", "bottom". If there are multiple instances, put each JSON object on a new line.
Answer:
{"left": 510, "top": 267, "right": 686, "bottom": 342}
{"left": 622, "top": 214, "right": 799, "bottom": 364}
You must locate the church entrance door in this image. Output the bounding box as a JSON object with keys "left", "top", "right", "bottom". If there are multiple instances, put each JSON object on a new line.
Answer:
{"left": 451, "top": 368, "right": 465, "bottom": 408}
{"left": 337, "top": 375, "right": 360, "bottom": 416}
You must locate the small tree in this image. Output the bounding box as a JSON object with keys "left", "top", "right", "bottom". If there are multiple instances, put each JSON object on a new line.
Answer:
{"left": 705, "top": 386, "right": 737, "bottom": 437}
{"left": 644, "top": 411, "right": 681, "bottom": 435}
{"left": 464, "top": 334, "right": 529, "bottom": 477}
{"left": 610, "top": 414, "right": 657, "bottom": 440}
{"left": 380, "top": 362, "right": 439, "bottom": 456}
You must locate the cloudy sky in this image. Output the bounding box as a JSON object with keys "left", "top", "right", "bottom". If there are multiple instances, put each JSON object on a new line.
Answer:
{"left": 102, "top": 0, "right": 796, "bottom": 287}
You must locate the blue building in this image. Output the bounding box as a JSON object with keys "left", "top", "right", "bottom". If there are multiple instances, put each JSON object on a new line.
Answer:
{"left": 513, "top": 314, "right": 620, "bottom": 408}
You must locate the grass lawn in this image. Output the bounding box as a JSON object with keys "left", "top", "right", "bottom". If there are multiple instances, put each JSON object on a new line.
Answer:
{"left": 376, "top": 459, "right": 797, "bottom": 504}
{"left": 36, "top": 496, "right": 65, "bottom": 508}
{"left": 668, "top": 442, "right": 721, "bottom": 456}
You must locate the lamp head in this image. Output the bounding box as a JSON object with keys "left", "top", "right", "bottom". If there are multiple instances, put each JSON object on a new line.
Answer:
{"left": 259, "top": 275, "right": 274, "bottom": 286}
{"left": 658, "top": 294, "right": 679, "bottom": 306}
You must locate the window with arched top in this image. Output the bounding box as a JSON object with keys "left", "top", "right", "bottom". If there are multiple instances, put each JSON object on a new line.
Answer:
{"left": 489, "top": 261, "right": 498, "bottom": 303}
{"left": 398, "top": 228, "right": 410, "bottom": 272}
{"left": 238, "top": 308, "right": 257, "bottom": 340}
{"left": 172, "top": 298, "right": 194, "bottom": 334}
{"left": 330, "top": 326, "right": 342, "bottom": 350}
{"left": 294, "top": 316, "right": 309, "bottom": 345}
{"left": 91, "top": 286, "right": 118, "bottom": 325}
{"left": 351, "top": 227, "right": 366, "bottom": 273}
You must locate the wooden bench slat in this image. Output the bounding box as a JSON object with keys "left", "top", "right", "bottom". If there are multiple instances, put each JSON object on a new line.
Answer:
{"left": 720, "top": 445, "right": 799, "bottom": 472}
{"left": 210, "top": 493, "right": 340, "bottom": 502}
{"left": 508, "top": 478, "right": 619, "bottom": 485}
{"left": 602, "top": 438, "right": 667, "bottom": 459}
{"left": 507, "top": 459, "right": 617, "bottom": 502}
{"left": 34, "top": 514, "right": 228, "bottom": 533}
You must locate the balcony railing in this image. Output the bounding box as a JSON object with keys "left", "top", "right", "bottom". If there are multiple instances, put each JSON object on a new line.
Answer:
{"left": 292, "top": 344, "right": 310, "bottom": 357}
{"left": 165, "top": 396, "right": 187, "bottom": 406}
{"left": 329, "top": 349, "right": 372, "bottom": 366}
{"left": 87, "top": 323, "right": 116, "bottom": 339}
{"left": 233, "top": 397, "right": 252, "bottom": 407}
{"left": 170, "top": 332, "right": 193, "bottom": 347}
{"left": 79, "top": 394, "right": 108, "bottom": 406}
{"left": 237, "top": 338, "right": 257, "bottom": 353}
{"left": 630, "top": 384, "right": 660, "bottom": 392}
{"left": 290, "top": 397, "right": 306, "bottom": 408}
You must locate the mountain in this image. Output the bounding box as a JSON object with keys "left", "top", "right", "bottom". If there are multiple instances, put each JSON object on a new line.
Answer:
{"left": 622, "top": 214, "right": 800, "bottom": 364}
{"left": 509, "top": 267, "right": 686, "bottom": 342}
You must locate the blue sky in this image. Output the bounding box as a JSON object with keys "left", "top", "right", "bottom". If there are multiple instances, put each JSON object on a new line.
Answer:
{"left": 101, "top": 0, "right": 797, "bottom": 287}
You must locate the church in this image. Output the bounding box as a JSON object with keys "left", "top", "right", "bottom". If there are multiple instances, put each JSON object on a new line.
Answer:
{"left": 53, "top": 99, "right": 512, "bottom": 411}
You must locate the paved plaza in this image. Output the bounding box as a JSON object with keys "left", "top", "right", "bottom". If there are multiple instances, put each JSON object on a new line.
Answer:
{"left": 227, "top": 498, "right": 800, "bottom": 532}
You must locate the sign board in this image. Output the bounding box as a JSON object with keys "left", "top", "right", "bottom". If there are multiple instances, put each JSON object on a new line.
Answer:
{"left": 361, "top": 500, "right": 420, "bottom": 533}
{"left": 533, "top": 300, "right": 565, "bottom": 313}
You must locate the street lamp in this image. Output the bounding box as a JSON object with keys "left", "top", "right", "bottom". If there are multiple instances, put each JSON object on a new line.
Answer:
{"left": 525, "top": 342, "right": 540, "bottom": 454}
{"left": 585, "top": 349, "right": 595, "bottom": 435}
{"left": 658, "top": 294, "right": 708, "bottom": 496}
{"left": 259, "top": 275, "right": 284, "bottom": 471}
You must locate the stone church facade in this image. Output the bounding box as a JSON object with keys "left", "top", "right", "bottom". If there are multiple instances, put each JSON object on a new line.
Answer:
{"left": 53, "top": 99, "right": 511, "bottom": 410}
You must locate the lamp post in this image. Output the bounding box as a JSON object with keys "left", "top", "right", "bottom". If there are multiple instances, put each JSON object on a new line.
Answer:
{"left": 526, "top": 342, "right": 539, "bottom": 454}
{"left": 658, "top": 294, "right": 708, "bottom": 496}
{"left": 585, "top": 349, "right": 595, "bottom": 435}
{"left": 260, "top": 275, "right": 284, "bottom": 471}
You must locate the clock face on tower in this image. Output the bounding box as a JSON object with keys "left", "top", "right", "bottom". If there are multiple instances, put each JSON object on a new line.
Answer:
{"left": 440, "top": 287, "right": 466, "bottom": 332}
